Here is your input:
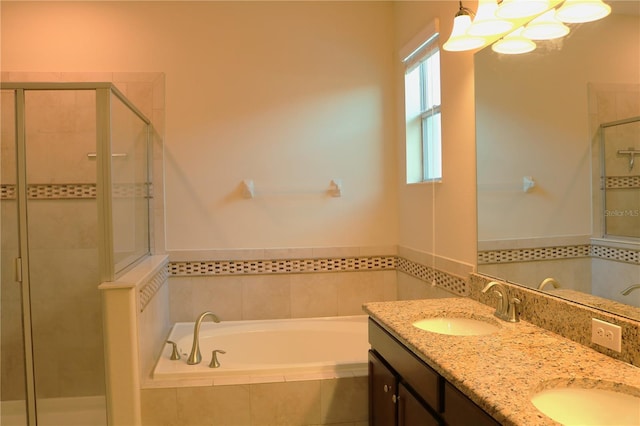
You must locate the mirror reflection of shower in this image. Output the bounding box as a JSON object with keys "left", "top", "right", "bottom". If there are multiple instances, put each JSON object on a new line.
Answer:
{"left": 601, "top": 116, "right": 640, "bottom": 240}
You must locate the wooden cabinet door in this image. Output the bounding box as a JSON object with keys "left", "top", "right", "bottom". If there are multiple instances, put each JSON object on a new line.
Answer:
{"left": 398, "top": 383, "right": 441, "bottom": 426}
{"left": 369, "top": 350, "right": 397, "bottom": 426}
{"left": 443, "top": 381, "right": 500, "bottom": 426}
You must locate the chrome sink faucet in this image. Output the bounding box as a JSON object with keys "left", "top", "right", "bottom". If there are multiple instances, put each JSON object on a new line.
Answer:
{"left": 621, "top": 284, "right": 640, "bottom": 296}
{"left": 187, "top": 311, "right": 221, "bottom": 365}
{"left": 481, "top": 281, "right": 521, "bottom": 323}
{"left": 538, "top": 277, "right": 561, "bottom": 290}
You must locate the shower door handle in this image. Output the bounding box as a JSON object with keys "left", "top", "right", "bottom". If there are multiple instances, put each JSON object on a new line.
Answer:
{"left": 15, "top": 257, "right": 22, "bottom": 282}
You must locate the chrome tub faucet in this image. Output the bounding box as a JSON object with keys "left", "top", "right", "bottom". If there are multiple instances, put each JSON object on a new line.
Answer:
{"left": 481, "top": 281, "right": 521, "bottom": 323}
{"left": 187, "top": 311, "right": 221, "bottom": 365}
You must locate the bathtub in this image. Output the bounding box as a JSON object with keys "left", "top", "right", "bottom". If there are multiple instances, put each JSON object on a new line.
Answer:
{"left": 152, "top": 315, "right": 370, "bottom": 384}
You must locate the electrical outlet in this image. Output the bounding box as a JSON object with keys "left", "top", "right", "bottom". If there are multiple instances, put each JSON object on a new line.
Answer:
{"left": 591, "top": 318, "right": 621, "bottom": 352}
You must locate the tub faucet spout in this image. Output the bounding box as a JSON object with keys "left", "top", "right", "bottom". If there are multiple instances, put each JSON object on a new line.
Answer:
{"left": 187, "top": 311, "right": 221, "bottom": 365}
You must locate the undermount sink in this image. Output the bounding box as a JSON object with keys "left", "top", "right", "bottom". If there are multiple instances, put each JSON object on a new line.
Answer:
{"left": 412, "top": 317, "right": 500, "bottom": 336}
{"left": 531, "top": 387, "right": 640, "bottom": 425}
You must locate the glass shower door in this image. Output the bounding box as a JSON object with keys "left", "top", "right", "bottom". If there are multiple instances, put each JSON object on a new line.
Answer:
{"left": 23, "top": 89, "right": 107, "bottom": 426}
{"left": 602, "top": 117, "right": 640, "bottom": 240}
{"left": 1, "top": 89, "right": 29, "bottom": 426}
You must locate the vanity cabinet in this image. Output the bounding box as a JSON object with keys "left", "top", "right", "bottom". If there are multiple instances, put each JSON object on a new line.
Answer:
{"left": 368, "top": 319, "right": 500, "bottom": 426}
{"left": 369, "top": 350, "right": 438, "bottom": 426}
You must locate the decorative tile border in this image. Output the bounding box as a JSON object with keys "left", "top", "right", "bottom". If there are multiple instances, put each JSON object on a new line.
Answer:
{"left": 396, "top": 257, "right": 468, "bottom": 296}
{"left": 478, "top": 243, "right": 638, "bottom": 266}
{"left": 1, "top": 184, "right": 16, "bottom": 199}
{"left": 606, "top": 175, "right": 640, "bottom": 189}
{"left": 139, "top": 265, "right": 169, "bottom": 312}
{"left": 590, "top": 244, "right": 640, "bottom": 264}
{"left": 168, "top": 255, "right": 469, "bottom": 297}
{"left": 1, "top": 183, "right": 152, "bottom": 200}
{"left": 169, "top": 256, "right": 397, "bottom": 276}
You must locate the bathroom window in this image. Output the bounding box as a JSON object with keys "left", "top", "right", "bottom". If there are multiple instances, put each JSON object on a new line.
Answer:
{"left": 403, "top": 31, "right": 442, "bottom": 184}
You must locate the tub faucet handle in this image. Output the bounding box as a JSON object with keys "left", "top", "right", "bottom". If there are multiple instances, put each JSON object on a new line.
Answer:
{"left": 209, "top": 349, "right": 226, "bottom": 368}
{"left": 166, "top": 340, "right": 181, "bottom": 361}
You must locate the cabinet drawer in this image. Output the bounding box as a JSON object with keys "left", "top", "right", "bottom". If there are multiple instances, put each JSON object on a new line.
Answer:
{"left": 369, "top": 319, "right": 442, "bottom": 412}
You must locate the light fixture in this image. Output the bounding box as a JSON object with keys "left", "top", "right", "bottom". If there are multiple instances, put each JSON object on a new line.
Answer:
{"left": 443, "top": 0, "right": 612, "bottom": 55}
{"left": 443, "top": 2, "right": 486, "bottom": 52}
{"left": 468, "top": 0, "right": 515, "bottom": 37}
{"left": 496, "top": 0, "right": 551, "bottom": 19}
{"left": 492, "top": 28, "right": 537, "bottom": 54}
{"left": 556, "top": 0, "right": 611, "bottom": 23}
{"left": 522, "top": 9, "right": 570, "bottom": 40}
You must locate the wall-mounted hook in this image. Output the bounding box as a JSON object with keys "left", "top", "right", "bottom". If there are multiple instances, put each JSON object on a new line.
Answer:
{"left": 242, "top": 179, "right": 255, "bottom": 199}
{"left": 523, "top": 176, "right": 535, "bottom": 193}
{"left": 329, "top": 179, "right": 342, "bottom": 197}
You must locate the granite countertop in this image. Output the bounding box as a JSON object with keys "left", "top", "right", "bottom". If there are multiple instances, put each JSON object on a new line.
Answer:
{"left": 363, "top": 298, "right": 640, "bottom": 426}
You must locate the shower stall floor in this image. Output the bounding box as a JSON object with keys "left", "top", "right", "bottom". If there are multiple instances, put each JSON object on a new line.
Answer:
{"left": 1, "top": 396, "right": 106, "bottom": 426}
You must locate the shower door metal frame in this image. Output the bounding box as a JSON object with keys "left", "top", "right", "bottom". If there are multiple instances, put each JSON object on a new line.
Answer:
{"left": 13, "top": 86, "right": 38, "bottom": 426}
{"left": 1, "top": 82, "right": 152, "bottom": 426}
{"left": 599, "top": 115, "right": 640, "bottom": 242}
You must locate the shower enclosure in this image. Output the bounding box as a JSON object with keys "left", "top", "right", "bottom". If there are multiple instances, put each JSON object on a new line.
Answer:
{"left": 601, "top": 116, "right": 640, "bottom": 240}
{"left": 1, "top": 83, "right": 151, "bottom": 426}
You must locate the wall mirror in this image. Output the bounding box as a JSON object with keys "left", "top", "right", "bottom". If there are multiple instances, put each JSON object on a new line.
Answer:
{"left": 475, "top": 1, "right": 640, "bottom": 321}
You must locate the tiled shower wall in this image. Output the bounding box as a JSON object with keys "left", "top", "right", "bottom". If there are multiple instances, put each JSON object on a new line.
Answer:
{"left": 0, "top": 72, "right": 165, "bottom": 401}
{"left": 1, "top": 88, "right": 103, "bottom": 399}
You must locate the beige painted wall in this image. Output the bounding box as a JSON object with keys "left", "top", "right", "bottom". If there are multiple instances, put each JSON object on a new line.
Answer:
{"left": 1, "top": 1, "right": 399, "bottom": 251}
{"left": 475, "top": 12, "right": 640, "bottom": 241}
{"left": 393, "top": 1, "right": 478, "bottom": 266}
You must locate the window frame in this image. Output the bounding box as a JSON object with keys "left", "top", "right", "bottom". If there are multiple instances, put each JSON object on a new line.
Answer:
{"left": 401, "top": 22, "right": 442, "bottom": 185}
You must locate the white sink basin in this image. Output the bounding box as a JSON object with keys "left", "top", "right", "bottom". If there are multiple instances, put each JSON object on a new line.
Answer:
{"left": 412, "top": 317, "right": 500, "bottom": 336}
{"left": 531, "top": 387, "right": 640, "bottom": 425}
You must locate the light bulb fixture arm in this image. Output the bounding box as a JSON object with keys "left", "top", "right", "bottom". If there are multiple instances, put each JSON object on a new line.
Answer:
{"left": 456, "top": 1, "right": 476, "bottom": 18}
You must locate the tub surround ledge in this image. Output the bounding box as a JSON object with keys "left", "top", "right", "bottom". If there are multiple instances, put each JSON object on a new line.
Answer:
{"left": 363, "top": 298, "right": 640, "bottom": 426}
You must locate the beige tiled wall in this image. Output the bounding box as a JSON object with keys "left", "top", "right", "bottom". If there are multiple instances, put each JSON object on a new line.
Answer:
{"left": 140, "top": 376, "right": 368, "bottom": 426}
{"left": 169, "top": 270, "right": 397, "bottom": 323}
{"left": 397, "top": 272, "right": 456, "bottom": 301}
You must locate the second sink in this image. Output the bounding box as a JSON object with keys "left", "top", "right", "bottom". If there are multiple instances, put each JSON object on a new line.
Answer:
{"left": 412, "top": 317, "right": 500, "bottom": 336}
{"left": 531, "top": 386, "right": 640, "bottom": 425}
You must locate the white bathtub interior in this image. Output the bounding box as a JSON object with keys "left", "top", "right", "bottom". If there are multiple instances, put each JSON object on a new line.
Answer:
{"left": 153, "top": 315, "right": 370, "bottom": 384}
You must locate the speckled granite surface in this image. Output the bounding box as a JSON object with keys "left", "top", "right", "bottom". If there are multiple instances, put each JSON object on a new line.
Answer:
{"left": 469, "top": 274, "right": 640, "bottom": 367}
{"left": 544, "top": 288, "right": 640, "bottom": 321}
{"left": 363, "top": 298, "right": 640, "bottom": 426}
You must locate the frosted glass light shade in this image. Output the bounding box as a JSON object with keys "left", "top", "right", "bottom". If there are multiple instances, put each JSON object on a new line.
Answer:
{"left": 468, "top": 0, "right": 515, "bottom": 36}
{"left": 556, "top": 0, "right": 611, "bottom": 23}
{"left": 492, "top": 28, "right": 537, "bottom": 54}
{"left": 496, "top": 0, "right": 551, "bottom": 19}
{"left": 443, "top": 14, "right": 486, "bottom": 51}
{"left": 522, "top": 9, "right": 570, "bottom": 40}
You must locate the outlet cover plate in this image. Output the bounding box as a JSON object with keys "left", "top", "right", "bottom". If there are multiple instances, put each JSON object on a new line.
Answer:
{"left": 591, "top": 318, "right": 622, "bottom": 352}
